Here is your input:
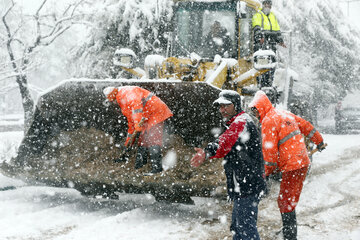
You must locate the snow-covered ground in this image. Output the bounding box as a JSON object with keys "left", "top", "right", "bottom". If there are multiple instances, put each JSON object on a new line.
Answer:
{"left": 0, "top": 130, "right": 359, "bottom": 240}
{"left": 0, "top": 114, "right": 24, "bottom": 132}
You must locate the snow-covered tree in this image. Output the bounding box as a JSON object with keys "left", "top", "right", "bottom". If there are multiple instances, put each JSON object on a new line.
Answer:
{"left": 69, "top": 0, "right": 360, "bottom": 114}
{"left": 71, "top": 0, "right": 173, "bottom": 78}
{"left": 0, "top": 0, "right": 85, "bottom": 130}
{"left": 275, "top": 0, "right": 360, "bottom": 107}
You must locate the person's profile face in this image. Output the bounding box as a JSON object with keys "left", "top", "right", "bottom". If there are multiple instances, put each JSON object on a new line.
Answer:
{"left": 263, "top": 1, "right": 272, "bottom": 8}
{"left": 211, "top": 22, "right": 221, "bottom": 35}
{"left": 219, "top": 103, "right": 236, "bottom": 120}
{"left": 251, "top": 107, "right": 260, "bottom": 120}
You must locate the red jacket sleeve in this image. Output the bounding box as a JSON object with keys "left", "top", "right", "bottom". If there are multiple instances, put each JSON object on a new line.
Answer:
{"left": 208, "top": 118, "right": 246, "bottom": 159}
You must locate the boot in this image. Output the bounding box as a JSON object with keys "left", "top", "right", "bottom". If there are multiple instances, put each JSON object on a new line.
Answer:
{"left": 148, "top": 146, "right": 163, "bottom": 174}
{"left": 281, "top": 210, "right": 297, "bottom": 240}
{"left": 135, "top": 147, "right": 148, "bottom": 169}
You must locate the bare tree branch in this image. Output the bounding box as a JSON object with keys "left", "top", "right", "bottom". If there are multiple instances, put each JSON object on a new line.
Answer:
{"left": 12, "top": 38, "right": 25, "bottom": 46}
{"left": 2, "top": 1, "right": 18, "bottom": 73}
{"left": 26, "top": 0, "right": 85, "bottom": 54}
{"left": 42, "top": 16, "right": 73, "bottom": 39}
{"left": 1, "top": 0, "right": 87, "bottom": 128}
{"left": 10, "top": 23, "right": 22, "bottom": 41}
{"left": 0, "top": 51, "right": 33, "bottom": 67}
{"left": 42, "top": 0, "right": 85, "bottom": 40}
{"left": 71, "top": 0, "right": 86, "bottom": 16}
{"left": 0, "top": 62, "right": 40, "bottom": 82}
{"left": 32, "top": 0, "right": 47, "bottom": 51}
{"left": 42, "top": 25, "right": 72, "bottom": 46}
{"left": 35, "top": 0, "right": 48, "bottom": 16}
{"left": 2, "top": 1, "right": 15, "bottom": 40}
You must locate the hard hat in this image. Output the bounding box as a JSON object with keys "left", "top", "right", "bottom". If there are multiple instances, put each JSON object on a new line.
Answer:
{"left": 213, "top": 90, "right": 242, "bottom": 113}
{"left": 103, "top": 87, "right": 118, "bottom": 102}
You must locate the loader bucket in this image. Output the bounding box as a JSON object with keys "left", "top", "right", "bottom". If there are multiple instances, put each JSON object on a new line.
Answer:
{"left": 4, "top": 79, "right": 227, "bottom": 203}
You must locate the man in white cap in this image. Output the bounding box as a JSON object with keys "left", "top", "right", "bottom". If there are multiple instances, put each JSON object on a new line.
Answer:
{"left": 190, "top": 90, "right": 266, "bottom": 240}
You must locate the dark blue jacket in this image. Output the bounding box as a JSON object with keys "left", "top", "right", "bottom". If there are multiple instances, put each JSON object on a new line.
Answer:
{"left": 205, "top": 111, "right": 266, "bottom": 199}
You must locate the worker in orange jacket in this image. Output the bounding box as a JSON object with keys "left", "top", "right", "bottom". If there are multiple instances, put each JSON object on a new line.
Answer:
{"left": 103, "top": 86, "right": 173, "bottom": 174}
{"left": 249, "top": 91, "right": 326, "bottom": 240}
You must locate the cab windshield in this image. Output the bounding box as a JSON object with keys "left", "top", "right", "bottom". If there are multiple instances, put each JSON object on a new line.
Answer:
{"left": 173, "top": 2, "right": 237, "bottom": 59}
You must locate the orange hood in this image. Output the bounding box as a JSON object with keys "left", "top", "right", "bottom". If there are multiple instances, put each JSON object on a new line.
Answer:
{"left": 248, "top": 91, "right": 274, "bottom": 122}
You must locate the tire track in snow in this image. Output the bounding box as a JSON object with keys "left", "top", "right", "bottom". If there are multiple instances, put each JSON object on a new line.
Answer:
{"left": 255, "top": 145, "right": 360, "bottom": 239}
{"left": 308, "top": 145, "right": 360, "bottom": 177}
{"left": 300, "top": 146, "right": 360, "bottom": 232}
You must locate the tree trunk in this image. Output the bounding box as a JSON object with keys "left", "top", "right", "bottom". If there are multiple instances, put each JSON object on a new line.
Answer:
{"left": 16, "top": 74, "right": 34, "bottom": 132}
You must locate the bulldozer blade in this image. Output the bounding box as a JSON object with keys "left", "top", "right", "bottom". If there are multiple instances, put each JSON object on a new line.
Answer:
{"left": 3, "top": 79, "right": 226, "bottom": 202}
{"left": 14, "top": 79, "right": 221, "bottom": 165}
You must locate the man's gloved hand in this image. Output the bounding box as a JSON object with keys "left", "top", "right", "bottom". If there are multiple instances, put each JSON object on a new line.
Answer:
{"left": 134, "top": 117, "right": 147, "bottom": 132}
{"left": 279, "top": 42, "right": 287, "bottom": 48}
{"left": 190, "top": 148, "right": 206, "bottom": 167}
{"left": 227, "top": 195, "right": 234, "bottom": 203}
{"left": 134, "top": 124, "right": 144, "bottom": 132}
{"left": 317, "top": 142, "right": 326, "bottom": 152}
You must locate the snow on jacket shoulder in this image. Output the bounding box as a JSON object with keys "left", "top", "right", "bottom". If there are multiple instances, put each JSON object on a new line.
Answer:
{"left": 116, "top": 86, "right": 173, "bottom": 134}
{"left": 205, "top": 111, "right": 266, "bottom": 199}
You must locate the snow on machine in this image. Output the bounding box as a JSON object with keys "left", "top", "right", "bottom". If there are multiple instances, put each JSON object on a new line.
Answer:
{"left": 1, "top": 0, "right": 301, "bottom": 203}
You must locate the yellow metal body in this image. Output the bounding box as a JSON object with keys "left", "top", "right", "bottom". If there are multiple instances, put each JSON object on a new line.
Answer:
{"left": 122, "top": 67, "right": 145, "bottom": 78}
{"left": 120, "top": 0, "right": 271, "bottom": 95}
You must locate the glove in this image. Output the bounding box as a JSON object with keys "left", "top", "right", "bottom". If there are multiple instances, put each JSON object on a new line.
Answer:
{"left": 134, "top": 124, "right": 145, "bottom": 132}
{"left": 134, "top": 117, "right": 147, "bottom": 132}
{"left": 279, "top": 42, "right": 287, "bottom": 48}
{"left": 317, "top": 142, "right": 326, "bottom": 152}
{"left": 190, "top": 148, "right": 206, "bottom": 167}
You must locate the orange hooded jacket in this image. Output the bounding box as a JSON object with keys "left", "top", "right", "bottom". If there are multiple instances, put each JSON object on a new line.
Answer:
{"left": 109, "top": 86, "right": 173, "bottom": 137}
{"left": 249, "top": 91, "right": 323, "bottom": 176}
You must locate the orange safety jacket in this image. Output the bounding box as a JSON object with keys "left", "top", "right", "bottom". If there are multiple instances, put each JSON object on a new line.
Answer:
{"left": 249, "top": 91, "right": 323, "bottom": 176}
{"left": 115, "top": 86, "right": 173, "bottom": 143}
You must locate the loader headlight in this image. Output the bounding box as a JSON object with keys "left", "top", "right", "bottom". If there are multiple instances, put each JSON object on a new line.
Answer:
{"left": 119, "top": 56, "right": 132, "bottom": 65}
{"left": 257, "top": 57, "right": 270, "bottom": 66}
{"left": 113, "top": 48, "right": 137, "bottom": 68}
{"left": 253, "top": 49, "right": 277, "bottom": 70}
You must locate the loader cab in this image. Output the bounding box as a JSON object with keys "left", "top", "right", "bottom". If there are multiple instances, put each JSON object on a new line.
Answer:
{"left": 172, "top": 1, "right": 257, "bottom": 60}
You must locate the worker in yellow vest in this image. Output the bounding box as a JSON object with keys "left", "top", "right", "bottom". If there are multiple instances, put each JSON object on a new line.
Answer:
{"left": 252, "top": 0, "right": 286, "bottom": 88}
{"left": 252, "top": 0, "right": 286, "bottom": 52}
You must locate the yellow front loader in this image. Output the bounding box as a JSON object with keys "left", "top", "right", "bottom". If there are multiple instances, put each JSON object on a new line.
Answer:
{"left": 1, "top": 0, "right": 288, "bottom": 203}
{"left": 115, "top": 0, "right": 276, "bottom": 95}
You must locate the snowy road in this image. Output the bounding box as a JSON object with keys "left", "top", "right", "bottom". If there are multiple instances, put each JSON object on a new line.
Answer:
{"left": 0, "top": 131, "right": 359, "bottom": 240}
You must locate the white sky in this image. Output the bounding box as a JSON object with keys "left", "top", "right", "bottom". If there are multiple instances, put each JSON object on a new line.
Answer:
{"left": 338, "top": 0, "right": 360, "bottom": 29}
